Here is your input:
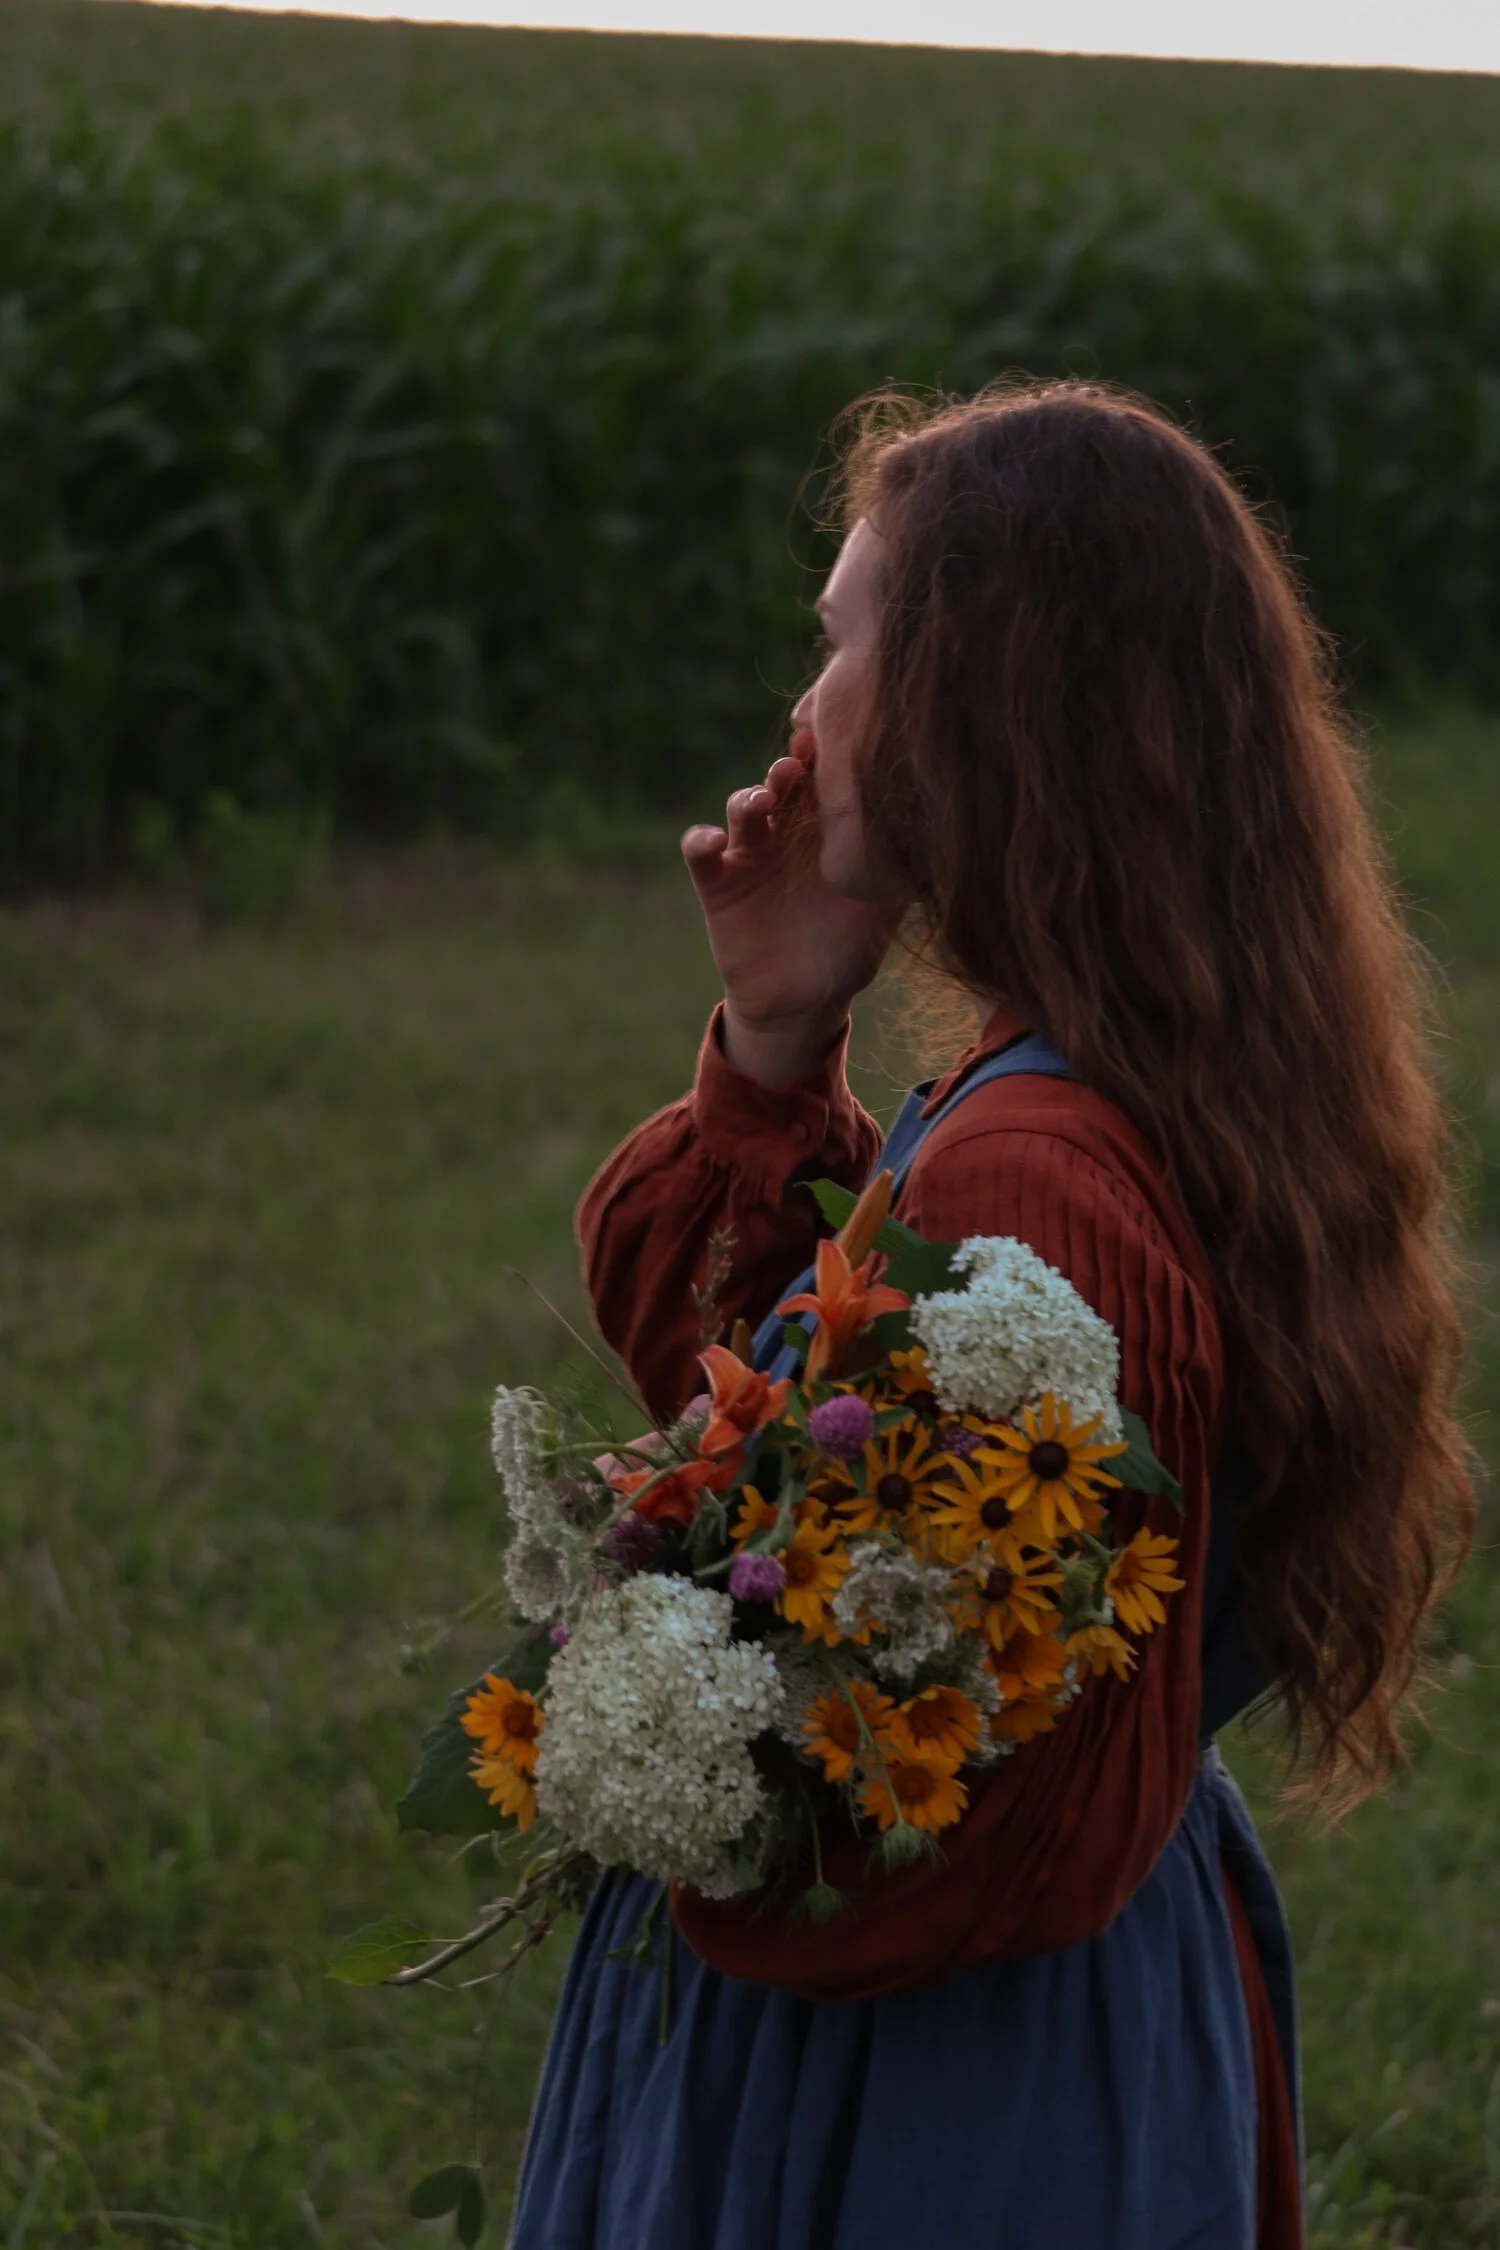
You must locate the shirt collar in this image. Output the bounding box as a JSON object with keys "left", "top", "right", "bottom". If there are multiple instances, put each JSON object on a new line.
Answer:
{"left": 919, "top": 1002, "right": 1034, "bottom": 1118}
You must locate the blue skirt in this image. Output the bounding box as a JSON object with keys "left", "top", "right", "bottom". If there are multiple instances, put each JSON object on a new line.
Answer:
{"left": 507, "top": 1745, "right": 1298, "bottom": 2250}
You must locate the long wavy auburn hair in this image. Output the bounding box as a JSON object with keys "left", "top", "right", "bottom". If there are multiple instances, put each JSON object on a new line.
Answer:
{"left": 833, "top": 379, "right": 1478, "bottom": 1808}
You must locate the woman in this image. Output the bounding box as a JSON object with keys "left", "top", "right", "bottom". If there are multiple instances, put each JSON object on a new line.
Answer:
{"left": 506, "top": 383, "right": 1474, "bottom": 2249}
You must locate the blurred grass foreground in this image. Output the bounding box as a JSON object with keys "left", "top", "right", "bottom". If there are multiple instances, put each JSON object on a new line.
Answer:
{"left": 2, "top": 1, "right": 1500, "bottom": 879}
{"left": 1, "top": 708, "right": 1498, "bottom": 2247}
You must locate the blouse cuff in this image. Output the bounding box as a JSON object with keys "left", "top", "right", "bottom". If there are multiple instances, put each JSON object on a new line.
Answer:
{"left": 692, "top": 1003, "right": 861, "bottom": 1198}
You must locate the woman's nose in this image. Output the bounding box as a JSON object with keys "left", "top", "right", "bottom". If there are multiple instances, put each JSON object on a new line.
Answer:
{"left": 791, "top": 687, "right": 813, "bottom": 730}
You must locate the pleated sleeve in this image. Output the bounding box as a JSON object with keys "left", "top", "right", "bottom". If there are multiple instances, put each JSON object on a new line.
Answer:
{"left": 576, "top": 1004, "right": 882, "bottom": 1425}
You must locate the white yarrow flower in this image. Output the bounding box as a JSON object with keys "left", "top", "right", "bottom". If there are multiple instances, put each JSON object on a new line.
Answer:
{"left": 911, "top": 1235, "right": 1123, "bottom": 1441}
{"left": 491, "top": 1385, "right": 549, "bottom": 1533}
{"left": 831, "top": 1542, "right": 955, "bottom": 1686}
{"left": 534, "top": 1575, "right": 784, "bottom": 1899}
{"left": 504, "top": 1529, "right": 584, "bottom": 1625}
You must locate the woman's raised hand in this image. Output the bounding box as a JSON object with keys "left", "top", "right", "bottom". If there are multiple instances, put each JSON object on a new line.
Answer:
{"left": 680, "top": 732, "right": 902, "bottom": 1088}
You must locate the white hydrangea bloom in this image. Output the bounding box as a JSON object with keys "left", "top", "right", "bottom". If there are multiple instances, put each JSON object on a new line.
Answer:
{"left": 831, "top": 1543, "right": 955, "bottom": 1686}
{"left": 534, "top": 1575, "right": 785, "bottom": 1899}
{"left": 911, "top": 1236, "right": 1123, "bottom": 1441}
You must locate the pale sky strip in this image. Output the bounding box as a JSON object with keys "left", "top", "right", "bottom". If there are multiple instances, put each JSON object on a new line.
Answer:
{"left": 140, "top": 0, "right": 1500, "bottom": 77}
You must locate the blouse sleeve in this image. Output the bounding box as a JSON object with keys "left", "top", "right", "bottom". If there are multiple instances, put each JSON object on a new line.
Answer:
{"left": 576, "top": 1004, "right": 883, "bottom": 1426}
{"left": 668, "top": 1112, "right": 1223, "bottom": 1999}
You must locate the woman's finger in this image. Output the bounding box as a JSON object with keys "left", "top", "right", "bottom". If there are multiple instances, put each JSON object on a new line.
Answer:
{"left": 680, "top": 823, "right": 728, "bottom": 887}
{"left": 762, "top": 755, "right": 804, "bottom": 804}
{"left": 724, "top": 785, "right": 775, "bottom": 854}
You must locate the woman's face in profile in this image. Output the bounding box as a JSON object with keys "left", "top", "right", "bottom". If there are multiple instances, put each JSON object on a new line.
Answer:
{"left": 791, "top": 516, "right": 888, "bottom": 902}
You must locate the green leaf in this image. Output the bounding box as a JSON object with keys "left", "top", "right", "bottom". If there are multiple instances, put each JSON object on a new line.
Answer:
{"left": 456, "top": 2174, "right": 488, "bottom": 2246}
{"left": 879, "top": 1236, "right": 962, "bottom": 1298}
{"left": 397, "top": 1628, "right": 554, "bottom": 1837}
{"left": 326, "top": 1915, "right": 433, "bottom": 1986}
{"left": 409, "top": 2163, "right": 477, "bottom": 2220}
{"left": 397, "top": 1683, "right": 500, "bottom": 1838}
{"left": 805, "top": 1177, "right": 927, "bottom": 1255}
{"left": 806, "top": 1178, "right": 858, "bottom": 1232}
{"left": 500, "top": 1623, "right": 559, "bottom": 1699}
{"left": 1113, "top": 1407, "right": 1184, "bottom": 1511}
{"left": 780, "top": 1319, "right": 811, "bottom": 1364}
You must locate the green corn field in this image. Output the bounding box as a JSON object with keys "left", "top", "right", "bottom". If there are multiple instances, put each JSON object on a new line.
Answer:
{"left": 1, "top": 0, "right": 1499, "bottom": 880}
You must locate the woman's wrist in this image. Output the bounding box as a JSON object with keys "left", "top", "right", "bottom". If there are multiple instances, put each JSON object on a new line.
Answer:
{"left": 719, "top": 999, "right": 849, "bottom": 1089}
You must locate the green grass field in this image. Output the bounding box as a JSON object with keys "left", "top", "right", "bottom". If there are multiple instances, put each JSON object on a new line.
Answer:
{"left": 1, "top": 706, "right": 1498, "bottom": 2248}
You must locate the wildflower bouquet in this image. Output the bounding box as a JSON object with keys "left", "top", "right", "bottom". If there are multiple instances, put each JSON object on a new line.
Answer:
{"left": 331, "top": 1171, "right": 1184, "bottom": 2033}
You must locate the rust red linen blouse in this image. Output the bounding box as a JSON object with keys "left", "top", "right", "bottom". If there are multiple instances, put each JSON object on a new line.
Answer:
{"left": 576, "top": 1000, "right": 1301, "bottom": 2245}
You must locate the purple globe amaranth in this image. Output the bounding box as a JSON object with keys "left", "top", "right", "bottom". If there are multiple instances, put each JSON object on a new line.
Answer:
{"left": 728, "top": 1551, "right": 787, "bottom": 1603}
{"left": 601, "top": 1514, "right": 665, "bottom": 1574}
{"left": 549, "top": 1622, "right": 571, "bottom": 1647}
{"left": 808, "top": 1394, "right": 877, "bottom": 1460}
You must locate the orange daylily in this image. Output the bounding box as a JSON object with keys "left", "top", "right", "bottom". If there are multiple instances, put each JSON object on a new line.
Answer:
{"left": 697, "top": 1345, "right": 791, "bottom": 1465}
{"left": 779, "top": 1237, "right": 910, "bottom": 1381}
{"left": 607, "top": 1455, "right": 717, "bottom": 1525}
{"left": 835, "top": 1169, "right": 895, "bottom": 1268}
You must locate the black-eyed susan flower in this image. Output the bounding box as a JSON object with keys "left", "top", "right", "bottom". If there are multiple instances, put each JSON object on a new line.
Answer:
{"left": 973, "top": 1392, "right": 1126, "bottom": 1543}
{"left": 881, "top": 1347, "right": 943, "bottom": 1416}
{"left": 989, "top": 1695, "right": 1061, "bottom": 1746}
{"left": 730, "top": 1485, "right": 780, "bottom": 1548}
{"left": 885, "top": 1683, "right": 983, "bottom": 1768}
{"left": 776, "top": 1515, "right": 854, "bottom": 1643}
{"left": 858, "top": 1753, "right": 969, "bottom": 1835}
{"left": 1105, "top": 1530, "right": 1185, "bottom": 1634}
{"left": 956, "top": 1552, "right": 1066, "bottom": 1650}
{"left": 988, "top": 1623, "right": 1070, "bottom": 1705}
{"left": 804, "top": 1467, "right": 882, "bottom": 1538}
{"left": 1067, "top": 1621, "right": 1136, "bottom": 1682}
{"left": 470, "top": 1750, "right": 539, "bottom": 1829}
{"left": 799, "top": 1679, "right": 897, "bottom": 1783}
{"left": 926, "top": 1452, "right": 1035, "bottom": 1568}
{"left": 461, "top": 1674, "right": 543, "bottom": 1774}
{"left": 809, "top": 1413, "right": 955, "bottom": 1545}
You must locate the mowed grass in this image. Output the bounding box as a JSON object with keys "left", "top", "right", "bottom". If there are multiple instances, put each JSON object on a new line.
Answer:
{"left": 1, "top": 711, "right": 1497, "bottom": 2248}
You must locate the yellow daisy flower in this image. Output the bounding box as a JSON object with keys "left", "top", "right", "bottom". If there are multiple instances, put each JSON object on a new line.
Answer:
{"left": 775, "top": 1516, "right": 854, "bottom": 1643}
{"left": 1067, "top": 1622, "right": 1137, "bottom": 1682}
{"left": 470, "top": 1752, "right": 538, "bottom": 1829}
{"left": 884, "top": 1684, "right": 983, "bottom": 1769}
{"left": 862, "top": 1417, "right": 955, "bottom": 1521}
{"left": 804, "top": 1468, "right": 882, "bottom": 1538}
{"left": 814, "top": 1414, "right": 954, "bottom": 1549}
{"left": 926, "top": 1453, "right": 1034, "bottom": 1568}
{"left": 988, "top": 1624, "right": 1069, "bottom": 1705}
{"left": 881, "top": 1347, "right": 944, "bottom": 1414}
{"left": 1105, "top": 1530, "right": 1185, "bottom": 1635}
{"left": 460, "top": 1674, "right": 543, "bottom": 1774}
{"left": 858, "top": 1753, "right": 969, "bottom": 1835}
{"left": 989, "top": 1696, "right": 1061, "bottom": 1746}
{"left": 953, "top": 1553, "right": 1066, "bottom": 1650}
{"left": 799, "top": 1679, "right": 897, "bottom": 1784}
{"left": 730, "top": 1485, "right": 781, "bottom": 1548}
{"left": 974, "top": 1393, "right": 1126, "bottom": 1543}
